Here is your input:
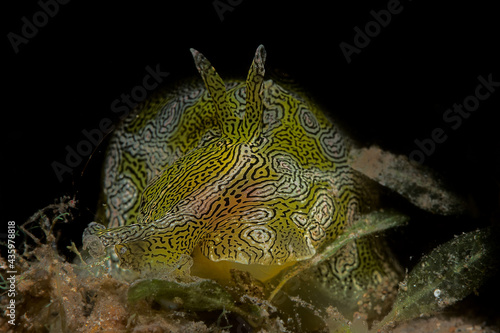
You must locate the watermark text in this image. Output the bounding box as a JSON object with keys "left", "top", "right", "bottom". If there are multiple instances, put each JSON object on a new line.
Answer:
{"left": 51, "top": 64, "right": 169, "bottom": 182}
{"left": 409, "top": 73, "right": 498, "bottom": 164}
{"left": 7, "top": 0, "right": 71, "bottom": 54}
{"left": 213, "top": 0, "right": 243, "bottom": 22}
{"left": 339, "top": 0, "right": 408, "bottom": 64}
{"left": 5, "top": 221, "right": 18, "bottom": 326}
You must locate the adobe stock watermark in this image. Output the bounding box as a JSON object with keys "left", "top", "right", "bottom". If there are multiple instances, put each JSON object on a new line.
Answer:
{"left": 7, "top": 0, "right": 70, "bottom": 54}
{"left": 409, "top": 73, "right": 498, "bottom": 164}
{"left": 212, "top": 0, "right": 243, "bottom": 22}
{"left": 51, "top": 64, "right": 170, "bottom": 182}
{"left": 339, "top": 0, "right": 410, "bottom": 64}
{"left": 5, "top": 221, "right": 18, "bottom": 326}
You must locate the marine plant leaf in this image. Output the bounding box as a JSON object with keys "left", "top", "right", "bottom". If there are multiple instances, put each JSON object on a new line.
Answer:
{"left": 128, "top": 279, "right": 234, "bottom": 311}
{"left": 128, "top": 278, "right": 261, "bottom": 324}
{"left": 375, "top": 228, "right": 495, "bottom": 331}
{"left": 267, "top": 209, "right": 408, "bottom": 302}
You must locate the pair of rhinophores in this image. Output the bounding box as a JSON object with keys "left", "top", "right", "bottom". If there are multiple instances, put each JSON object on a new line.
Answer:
{"left": 83, "top": 45, "right": 462, "bottom": 320}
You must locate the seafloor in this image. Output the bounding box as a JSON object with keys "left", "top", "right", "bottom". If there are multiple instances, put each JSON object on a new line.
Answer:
{"left": 1, "top": 194, "right": 499, "bottom": 333}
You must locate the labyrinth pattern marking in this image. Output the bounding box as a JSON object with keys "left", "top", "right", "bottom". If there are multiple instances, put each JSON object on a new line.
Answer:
{"left": 83, "top": 45, "right": 385, "bottom": 290}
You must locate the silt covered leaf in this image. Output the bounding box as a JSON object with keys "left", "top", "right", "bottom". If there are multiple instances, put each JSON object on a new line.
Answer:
{"left": 267, "top": 209, "right": 408, "bottom": 302}
{"left": 375, "top": 228, "right": 496, "bottom": 330}
{"left": 128, "top": 278, "right": 263, "bottom": 326}
{"left": 128, "top": 279, "right": 234, "bottom": 312}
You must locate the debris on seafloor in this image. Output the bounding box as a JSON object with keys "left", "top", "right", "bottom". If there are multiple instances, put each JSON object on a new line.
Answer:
{"left": 0, "top": 197, "right": 299, "bottom": 332}
{"left": 349, "top": 146, "right": 466, "bottom": 216}
{"left": 1, "top": 196, "right": 499, "bottom": 333}
{"left": 0, "top": 197, "right": 216, "bottom": 333}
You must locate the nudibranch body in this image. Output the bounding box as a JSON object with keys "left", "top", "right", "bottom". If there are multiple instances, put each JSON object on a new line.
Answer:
{"left": 83, "top": 45, "right": 391, "bottom": 302}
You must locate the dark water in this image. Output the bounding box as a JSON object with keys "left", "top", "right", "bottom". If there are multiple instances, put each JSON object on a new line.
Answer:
{"left": 4, "top": 0, "right": 500, "bottom": 325}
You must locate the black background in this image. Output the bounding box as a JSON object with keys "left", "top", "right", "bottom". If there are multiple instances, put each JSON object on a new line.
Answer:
{"left": 3, "top": 0, "right": 500, "bottom": 323}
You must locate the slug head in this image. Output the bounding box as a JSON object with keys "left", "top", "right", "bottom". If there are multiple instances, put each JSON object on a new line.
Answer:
{"left": 84, "top": 45, "right": 349, "bottom": 282}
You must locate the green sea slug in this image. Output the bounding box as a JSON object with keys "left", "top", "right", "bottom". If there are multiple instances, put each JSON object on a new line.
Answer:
{"left": 83, "top": 45, "right": 465, "bottom": 324}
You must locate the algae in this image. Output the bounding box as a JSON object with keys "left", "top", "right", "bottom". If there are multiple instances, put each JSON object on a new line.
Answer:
{"left": 1, "top": 197, "right": 498, "bottom": 332}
